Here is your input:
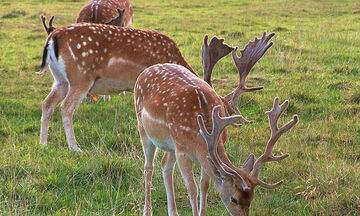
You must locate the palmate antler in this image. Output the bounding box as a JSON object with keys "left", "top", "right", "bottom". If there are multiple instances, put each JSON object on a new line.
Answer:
{"left": 198, "top": 99, "right": 298, "bottom": 191}
{"left": 197, "top": 106, "right": 251, "bottom": 192}
{"left": 202, "top": 35, "right": 235, "bottom": 87}
{"left": 224, "top": 32, "right": 275, "bottom": 117}
{"left": 249, "top": 97, "right": 299, "bottom": 189}
{"left": 201, "top": 32, "right": 275, "bottom": 127}
{"left": 41, "top": 15, "right": 56, "bottom": 35}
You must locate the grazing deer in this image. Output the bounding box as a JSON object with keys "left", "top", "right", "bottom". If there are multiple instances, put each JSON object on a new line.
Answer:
{"left": 38, "top": 23, "right": 196, "bottom": 152}
{"left": 134, "top": 32, "right": 299, "bottom": 215}
{"left": 77, "top": 0, "right": 133, "bottom": 27}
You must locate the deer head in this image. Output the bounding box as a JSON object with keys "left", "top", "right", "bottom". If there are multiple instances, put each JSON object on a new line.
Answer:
{"left": 198, "top": 98, "right": 298, "bottom": 215}
{"left": 105, "top": 8, "right": 125, "bottom": 27}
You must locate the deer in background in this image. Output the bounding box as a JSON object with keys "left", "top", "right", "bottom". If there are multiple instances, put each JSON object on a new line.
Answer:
{"left": 41, "top": 0, "right": 133, "bottom": 38}
{"left": 38, "top": 23, "right": 196, "bottom": 152}
{"left": 77, "top": 0, "right": 133, "bottom": 27}
{"left": 134, "top": 32, "right": 299, "bottom": 215}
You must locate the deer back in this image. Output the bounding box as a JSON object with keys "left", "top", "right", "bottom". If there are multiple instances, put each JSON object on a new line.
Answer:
{"left": 46, "top": 23, "right": 193, "bottom": 72}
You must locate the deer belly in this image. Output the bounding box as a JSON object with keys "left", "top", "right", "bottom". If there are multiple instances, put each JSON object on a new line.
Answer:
{"left": 90, "top": 78, "right": 134, "bottom": 94}
{"left": 147, "top": 136, "right": 175, "bottom": 152}
{"left": 141, "top": 108, "right": 175, "bottom": 152}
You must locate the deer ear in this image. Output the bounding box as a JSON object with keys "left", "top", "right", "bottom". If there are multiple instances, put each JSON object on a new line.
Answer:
{"left": 119, "top": 8, "right": 125, "bottom": 15}
{"left": 106, "top": 8, "right": 126, "bottom": 26}
{"left": 242, "top": 154, "right": 255, "bottom": 174}
{"left": 207, "top": 157, "right": 225, "bottom": 181}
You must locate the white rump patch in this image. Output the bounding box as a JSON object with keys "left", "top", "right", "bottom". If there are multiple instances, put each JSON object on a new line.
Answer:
{"left": 48, "top": 39, "right": 69, "bottom": 85}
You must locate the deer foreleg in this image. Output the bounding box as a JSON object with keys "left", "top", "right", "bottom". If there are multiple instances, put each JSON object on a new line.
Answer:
{"left": 161, "top": 152, "right": 178, "bottom": 216}
{"left": 199, "top": 168, "right": 210, "bottom": 216}
{"left": 176, "top": 152, "right": 199, "bottom": 216}
{"left": 140, "top": 128, "right": 157, "bottom": 216}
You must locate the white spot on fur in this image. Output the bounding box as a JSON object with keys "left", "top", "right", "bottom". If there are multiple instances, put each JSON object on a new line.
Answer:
{"left": 179, "top": 125, "right": 191, "bottom": 132}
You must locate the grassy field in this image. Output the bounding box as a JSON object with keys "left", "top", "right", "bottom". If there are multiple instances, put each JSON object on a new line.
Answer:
{"left": 0, "top": 0, "right": 360, "bottom": 215}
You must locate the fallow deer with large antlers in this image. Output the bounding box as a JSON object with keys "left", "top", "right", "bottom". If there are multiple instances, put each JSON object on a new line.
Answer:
{"left": 38, "top": 23, "right": 196, "bottom": 152}
{"left": 134, "top": 32, "right": 298, "bottom": 215}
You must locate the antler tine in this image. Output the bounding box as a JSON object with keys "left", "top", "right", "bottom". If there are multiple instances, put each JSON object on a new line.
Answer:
{"left": 197, "top": 106, "right": 242, "bottom": 154}
{"left": 202, "top": 35, "right": 235, "bottom": 87}
{"left": 198, "top": 106, "right": 251, "bottom": 191}
{"left": 251, "top": 97, "right": 299, "bottom": 188}
{"left": 225, "top": 32, "right": 275, "bottom": 117}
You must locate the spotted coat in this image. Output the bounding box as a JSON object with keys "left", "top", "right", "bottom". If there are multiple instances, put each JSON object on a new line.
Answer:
{"left": 77, "top": 0, "right": 134, "bottom": 27}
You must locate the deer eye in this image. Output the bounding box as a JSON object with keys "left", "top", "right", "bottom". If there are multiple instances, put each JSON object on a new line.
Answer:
{"left": 231, "top": 197, "right": 238, "bottom": 204}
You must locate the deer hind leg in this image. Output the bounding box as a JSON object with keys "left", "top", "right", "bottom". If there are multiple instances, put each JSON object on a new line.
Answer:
{"left": 40, "top": 81, "right": 69, "bottom": 146}
{"left": 139, "top": 126, "right": 157, "bottom": 216}
{"left": 86, "top": 92, "right": 99, "bottom": 103}
{"left": 161, "top": 152, "right": 178, "bottom": 216}
{"left": 85, "top": 94, "right": 110, "bottom": 103}
{"left": 175, "top": 152, "right": 199, "bottom": 216}
{"left": 60, "top": 80, "right": 94, "bottom": 152}
{"left": 199, "top": 168, "right": 210, "bottom": 216}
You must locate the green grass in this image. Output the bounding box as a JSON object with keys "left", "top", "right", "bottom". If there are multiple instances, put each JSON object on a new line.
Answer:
{"left": 0, "top": 0, "right": 360, "bottom": 215}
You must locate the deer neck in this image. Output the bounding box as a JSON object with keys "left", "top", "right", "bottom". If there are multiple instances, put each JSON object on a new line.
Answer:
{"left": 179, "top": 58, "right": 197, "bottom": 76}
